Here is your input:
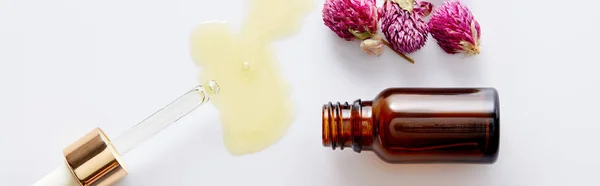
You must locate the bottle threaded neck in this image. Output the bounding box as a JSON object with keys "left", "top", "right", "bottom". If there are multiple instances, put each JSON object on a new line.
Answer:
{"left": 322, "top": 100, "right": 373, "bottom": 152}
{"left": 322, "top": 102, "right": 351, "bottom": 150}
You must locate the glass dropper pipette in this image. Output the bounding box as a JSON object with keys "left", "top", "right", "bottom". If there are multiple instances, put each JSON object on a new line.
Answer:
{"left": 33, "top": 80, "right": 220, "bottom": 186}
{"left": 112, "top": 80, "right": 220, "bottom": 154}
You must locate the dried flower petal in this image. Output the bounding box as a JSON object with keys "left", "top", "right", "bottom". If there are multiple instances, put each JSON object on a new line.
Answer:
{"left": 349, "top": 29, "right": 374, "bottom": 40}
{"left": 414, "top": 0, "right": 432, "bottom": 16}
{"left": 393, "top": 0, "right": 415, "bottom": 12}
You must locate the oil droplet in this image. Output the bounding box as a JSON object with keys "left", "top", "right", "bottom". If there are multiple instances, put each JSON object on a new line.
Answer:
{"left": 190, "top": 0, "right": 313, "bottom": 155}
{"left": 206, "top": 80, "right": 220, "bottom": 95}
{"left": 243, "top": 62, "right": 250, "bottom": 70}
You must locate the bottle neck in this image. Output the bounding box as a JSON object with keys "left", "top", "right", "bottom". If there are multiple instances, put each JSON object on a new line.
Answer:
{"left": 322, "top": 100, "right": 373, "bottom": 152}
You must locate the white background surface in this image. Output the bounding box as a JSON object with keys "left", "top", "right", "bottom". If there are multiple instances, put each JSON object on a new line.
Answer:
{"left": 1, "top": 0, "right": 599, "bottom": 185}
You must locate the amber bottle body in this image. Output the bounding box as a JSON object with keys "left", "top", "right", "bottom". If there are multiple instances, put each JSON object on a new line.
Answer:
{"left": 322, "top": 88, "right": 499, "bottom": 163}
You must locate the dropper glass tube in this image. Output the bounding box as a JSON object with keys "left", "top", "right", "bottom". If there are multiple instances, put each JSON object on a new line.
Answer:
{"left": 112, "top": 80, "right": 220, "bottom": 155}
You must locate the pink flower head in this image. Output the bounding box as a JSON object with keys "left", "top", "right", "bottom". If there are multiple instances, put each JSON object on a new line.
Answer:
{"left": 428, "top": 0, "right": 481, "bottom": 55}
{"left": 322, "top": 0, "right": 379, "bottom": 41}
{"left": 380, "top": 0, "right": 433, "bottom": 54}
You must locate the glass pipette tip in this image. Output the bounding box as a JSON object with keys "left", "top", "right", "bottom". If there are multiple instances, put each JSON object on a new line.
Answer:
{"left": 112, "top": 80, "right": 220, "bottom": 155}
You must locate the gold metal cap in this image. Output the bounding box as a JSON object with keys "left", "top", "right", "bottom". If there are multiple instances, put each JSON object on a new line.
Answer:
{"left": 63, "top": 128, "right": 128, "bottom": 186}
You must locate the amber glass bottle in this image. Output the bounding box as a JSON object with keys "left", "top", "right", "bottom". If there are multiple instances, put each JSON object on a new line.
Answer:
{"left": 322, "top": 88, "right": 499, "bottom": 163}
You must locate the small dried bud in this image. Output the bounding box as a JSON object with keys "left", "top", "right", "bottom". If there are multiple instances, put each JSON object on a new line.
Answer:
{"left": 360, "top": 36, "right": 385, "bottom": 56}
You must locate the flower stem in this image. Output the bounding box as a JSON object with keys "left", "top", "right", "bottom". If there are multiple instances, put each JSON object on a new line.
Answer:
{"left": 381, "top": 39, "right": 415, "bottom": 64}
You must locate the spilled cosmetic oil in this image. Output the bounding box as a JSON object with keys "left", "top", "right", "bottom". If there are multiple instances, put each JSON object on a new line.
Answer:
{"left": 190, "top": 0, "right": 312, "bottom": 155}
